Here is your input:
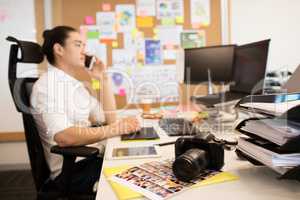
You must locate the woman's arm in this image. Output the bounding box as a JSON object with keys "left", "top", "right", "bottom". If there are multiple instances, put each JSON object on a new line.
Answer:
{"left": 99, "top": 73, "right": 117, "bottom": 124}
{"left": 54, "top": 117, "right": 139, "bottom": 147}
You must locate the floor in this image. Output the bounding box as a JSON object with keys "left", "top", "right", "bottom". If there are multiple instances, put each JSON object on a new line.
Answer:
{"left": 0, "top": 170, "right": 36, "bottom": 200}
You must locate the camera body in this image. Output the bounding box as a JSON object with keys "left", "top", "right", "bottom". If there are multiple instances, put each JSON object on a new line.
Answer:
{"left": 172, "top": 134, "right": 224, "bottom": 182}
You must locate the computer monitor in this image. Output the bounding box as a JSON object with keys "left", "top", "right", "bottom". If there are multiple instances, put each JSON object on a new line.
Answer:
{"left": 231, "top": 39, "right": 270, "bottom": 94}
{"left": 184, "top": 45, "right": 236, "bottom": 84}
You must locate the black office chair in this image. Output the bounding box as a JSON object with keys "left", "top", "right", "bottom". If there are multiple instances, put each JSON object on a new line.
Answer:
{"left": 7, "top": 36, "right": 101, "bottom": 200}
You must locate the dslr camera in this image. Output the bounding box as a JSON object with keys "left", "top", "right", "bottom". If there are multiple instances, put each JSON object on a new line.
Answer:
{"left": 172, "top": 133, "right": 225, "bottom": 182}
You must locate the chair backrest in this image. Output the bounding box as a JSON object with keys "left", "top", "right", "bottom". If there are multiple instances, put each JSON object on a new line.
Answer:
{"left": 6, "top": 36, "right": 49, "bottom": 191}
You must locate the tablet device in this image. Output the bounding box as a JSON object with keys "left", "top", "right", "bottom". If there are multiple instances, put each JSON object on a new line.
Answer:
{"left": 121, "top": 127, "right": 159, "bottom": 141}
{"left": 108, "top": 146, "right": 161, "bottom": 160}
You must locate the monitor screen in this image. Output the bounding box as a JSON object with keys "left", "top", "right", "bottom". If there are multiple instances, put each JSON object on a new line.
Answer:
{"left": 231, "top": 39, "right": 270, "bottom": 94}
{"left": 184, "top": 45, "right": 236, "bottom": 84}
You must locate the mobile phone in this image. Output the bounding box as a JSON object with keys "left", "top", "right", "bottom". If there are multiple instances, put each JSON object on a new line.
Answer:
{"left": 84, "top": 55, "right": 96, "bottom": 70}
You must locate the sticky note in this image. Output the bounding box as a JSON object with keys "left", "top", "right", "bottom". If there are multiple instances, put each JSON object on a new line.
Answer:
{"left": 131, "top": 28, "right": 138, "bottom": 38}
{"left": 112, "top": 41, "right": 118, "bottom": 48}
{"left": 84, "top": 16, "right": 95, "bottom": 25}
{"left": 137, "top": 16, "right": 154, "bottom": 28}
{"left": 153, "top": 28, "right": 159, "bottom": 34}
{"left": 137, "top": 62, "right": 143, "bottom": 68}
{"left": 175, "top": 16, "right": 184, "bottom": 24}
{"left": 165, "top": 44, "right": 174, "bottom": 49}
{"left": 87, "top": 31, "right": 99, "bottom": 39}
{"left": 118, "top": 88, "right": 126, "bottom": 96}
{"left": 92, "top": 79, "right": 100, "bottom": 90}
{"left": 202, "top": 21, "right": 210, "bottom": 27}
{"left": 192, "top": 23, "right": 201, "bottom": 29}
{"left": 153, "top": 35, "right": 158, "bottom": 40}
{"left": 161, "top": 18, "right": 175, "bottom": 26}
{"left": 126, "top": 68, "right": 132, "bottom": 76}
{"left": 102, "top": 3, "right": 111, "bottom": 11}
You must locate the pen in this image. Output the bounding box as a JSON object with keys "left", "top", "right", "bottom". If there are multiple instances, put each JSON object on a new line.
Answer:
{"left": 156, "top": 141, "right": 176, "bottom": 146}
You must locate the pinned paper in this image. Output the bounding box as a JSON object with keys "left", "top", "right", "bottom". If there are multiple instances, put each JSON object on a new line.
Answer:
{"left": 161, "top": 18, "right": 175, "bottom": 26}
{"left": 84, "top": 16, "right": 95, "bottom": 25}
{"left": 112, "top": 72, "right": 123, "bottom": 86}
{"left": 116, "top": 5, "right": 136, "bottom": 32}
{"left": 97, "top": 12, "right": 117, "bottom": 40}
{"left": 112, "top": 41, "right": 118, "bottom": 48}
{"left": 118, "top": 88, "right": 126, "bottom": 96}
{"left": 190, "top": 0, "right": 210, "bottom": 26}
{"left": 92, "top": 79, "right": 101, "bottom": 90}
{"left": 87, "top": 31, "right": 99, "bottom": 39}
{"left": 136, "top": 16, "right": 154, "bottom": 28}
{"left": 137, "top": 0, "right": 156, "bottom": 16}
{"left": 176, "top": 16, "right": 184, "bottom": 24}
{"left": 102, "top": 3, "right": 111, "bottom": 11}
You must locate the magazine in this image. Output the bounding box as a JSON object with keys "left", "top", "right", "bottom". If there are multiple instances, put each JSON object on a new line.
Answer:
{"left": 110, "top": 159, "right": 220, "bottom": 200}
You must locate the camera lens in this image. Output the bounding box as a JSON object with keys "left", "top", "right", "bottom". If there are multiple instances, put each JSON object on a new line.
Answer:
{"left": 172, "top": 149, "right": 208, "bottom": 182}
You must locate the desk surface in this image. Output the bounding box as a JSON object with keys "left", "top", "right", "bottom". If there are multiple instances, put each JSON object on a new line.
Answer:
{"left": 96, "top": 110, "right": 300, "bottom": 200}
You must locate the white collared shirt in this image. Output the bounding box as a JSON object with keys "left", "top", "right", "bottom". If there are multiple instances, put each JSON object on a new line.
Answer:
{"left": 30, "top": 65, "right": 105, "bottom": 179}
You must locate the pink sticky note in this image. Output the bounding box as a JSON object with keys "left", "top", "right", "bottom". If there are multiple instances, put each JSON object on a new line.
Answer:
{"left": 118, "top": 88, "right": 126, "bottom": 96}
{"left": 165, "top": 44, "right": 174, "bottom": 49}
{"left": 84, "top": 16, "right": 95, "bottom": 25}
{"left": 192, "top": 23, "right": 201, "bottom": 29}
{"left": 102, "top": 3, "right": 111, "bottom": 11}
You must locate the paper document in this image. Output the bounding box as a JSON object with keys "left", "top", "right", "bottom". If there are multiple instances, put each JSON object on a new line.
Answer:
{"left": 239, "top": 100, "right": 300, "bottom": 116}
{"left": 240, "top": 118, "right": 300, "bottom": 145}
{"left": 237, "top": 137, "right": 299, "bottom": 174}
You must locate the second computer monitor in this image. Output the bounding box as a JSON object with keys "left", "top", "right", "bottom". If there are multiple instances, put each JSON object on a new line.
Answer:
{"left": 184, "top": 45, "right": 236, "bottom": 84}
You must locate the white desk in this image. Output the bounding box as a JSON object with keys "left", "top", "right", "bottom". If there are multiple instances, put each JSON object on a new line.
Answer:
{"left": 96, "top": 110, "right": 300, "bottom": 200}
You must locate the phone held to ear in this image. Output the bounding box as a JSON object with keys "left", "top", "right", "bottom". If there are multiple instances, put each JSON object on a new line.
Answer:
{"left": 84, "top": 55, "right": 96, "bottom": 70}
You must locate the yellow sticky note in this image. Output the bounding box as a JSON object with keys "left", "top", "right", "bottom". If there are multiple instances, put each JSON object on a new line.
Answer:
{"left": 131, "top": 28, "right": 138, "bottom": 38}
{"left": 153, "top": 28, "right": 159, "bottom": 34}
{"left": 126, "top": 68, "right": 132, "bottom": 76}
{"left": 137, "top": 62, "right": 143, "bottom": 68}
{"left": 161, "top": 18, "right": 175, "bottom": 26}
{"left": 153, "top": 35, "right": 158, "bottom": 40}
{"left": 175, "top": 16, "right": 184, "bottom": 24}
{"left": 112, "top": 41, "right": 118, "bottom": 48}
{"left": 137, "top": 16, "right": 154, "bottom": 28}
{"left": 192, "top": 23, "right": 201, "bottom": 29}
{"left": 91, "top": 79, "right": 100, "bottom": 90}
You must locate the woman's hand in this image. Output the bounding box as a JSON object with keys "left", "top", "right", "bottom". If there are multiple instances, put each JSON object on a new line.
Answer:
{"left": 109, "top": 117, "right": 141, "bottom": 137}
{"left": 88, "top": 57, "right": 107, "bottom": 80}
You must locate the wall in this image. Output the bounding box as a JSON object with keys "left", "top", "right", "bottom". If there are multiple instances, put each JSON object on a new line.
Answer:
{"left": 0, "top": 0, "right": 42, "bottom": 167}
{"left": 230, "top": 0, "right": 300, "bottom": 72}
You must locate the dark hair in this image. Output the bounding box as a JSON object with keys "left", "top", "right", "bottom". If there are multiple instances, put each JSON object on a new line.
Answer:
{"left": 42, "top": 26, "right": 77, "bottom": 65}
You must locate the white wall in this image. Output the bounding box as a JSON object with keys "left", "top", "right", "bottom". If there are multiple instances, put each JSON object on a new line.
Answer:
{"left": 230, "top": 0, "right": 300, "bottom": 72}
{"left": 0, "top": 0, "right": 37, "bottom": 166}
{"left": 0, "top": 0, "right": 37, "bottom": 132}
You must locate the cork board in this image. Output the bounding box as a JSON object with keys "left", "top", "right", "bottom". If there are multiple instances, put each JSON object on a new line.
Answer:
{"left": 52, "top": 0, "right": 222, "bottom": 108}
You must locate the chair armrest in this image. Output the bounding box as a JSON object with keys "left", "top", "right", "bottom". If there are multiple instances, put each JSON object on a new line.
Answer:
{"left": 50, "top": 145, "right": 99, "bottom": 158}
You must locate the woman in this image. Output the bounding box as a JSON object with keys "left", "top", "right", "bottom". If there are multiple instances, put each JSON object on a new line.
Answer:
{"left": 31, "top": 26, "right": 140, "bottom": 194}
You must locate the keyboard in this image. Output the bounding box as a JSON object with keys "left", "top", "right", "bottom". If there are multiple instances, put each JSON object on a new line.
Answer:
{"left": 158, "top": 118, "right": 200, "bottom": 136}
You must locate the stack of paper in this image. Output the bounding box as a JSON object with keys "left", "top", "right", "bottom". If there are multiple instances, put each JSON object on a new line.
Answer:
{"left": 240, "top": 118, "right": 300, "bottom": 145}
{"left": 237, "top": 137, "right": 300, "bottom": 174}
{"left": 239, "top": 100, "right": 300, "bottom": 116}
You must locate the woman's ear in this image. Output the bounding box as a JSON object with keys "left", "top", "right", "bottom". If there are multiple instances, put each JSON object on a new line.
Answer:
{"left": 53, "top": 43, "right": 64, "bottom": 57}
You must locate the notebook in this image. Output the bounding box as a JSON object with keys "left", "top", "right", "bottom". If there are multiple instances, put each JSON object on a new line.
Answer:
{"left": 121, "top": 127, "right": 159, "bottom": 141}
